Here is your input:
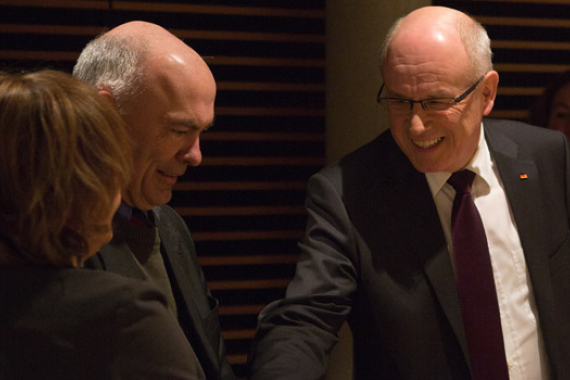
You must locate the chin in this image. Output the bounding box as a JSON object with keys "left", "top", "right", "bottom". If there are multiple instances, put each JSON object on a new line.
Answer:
{"left": 150, "top": 194, "right": 173, "bottom": 208}
{"left": 410, "top": 160, "right": 436, "bottom": 173}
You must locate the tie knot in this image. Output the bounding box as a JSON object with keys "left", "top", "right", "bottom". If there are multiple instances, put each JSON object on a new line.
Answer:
{"left": 447, "top": 170, "right": 476, "bottom": 194}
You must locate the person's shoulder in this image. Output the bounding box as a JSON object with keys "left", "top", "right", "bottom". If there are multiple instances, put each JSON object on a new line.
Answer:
{"left": 484, "top": 118, "right": 568, "bottom": 164}
{"left": 64, "top": 266, "right": 139, "bottom": 283}
{"left": 151, "top": 204, "right": 194, "bottom": 244}
{"left": 59, "top": 268, "right": 164, "bottom": 304}
{"left": 484, "top": 117, "right": 565, "bottom": 143}
{"left": 318, "top": 129, "right": 393, "bottom": 170}
{"left": 315, "top": 129, "right": 404, "bottom": 187}
{"left": 1, "top": 267, "right": 166, "bottom": 325}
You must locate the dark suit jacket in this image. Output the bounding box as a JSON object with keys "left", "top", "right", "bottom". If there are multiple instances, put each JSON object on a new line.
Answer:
{"left": 0, "top": 266, "right": 204, "bottom": 379}
{"left": 87, "top": 204, "right": 235, "bottom": 380}
{"left": 248, "top": 119, "right": 570, "bottom": 379}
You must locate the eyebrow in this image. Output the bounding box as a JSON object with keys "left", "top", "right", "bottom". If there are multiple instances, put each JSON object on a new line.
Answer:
{"left": 166, "top": 115, "right": 215, "bottom": 131}
{"left": 385, "top": 89, "right": 453, "bottom": 100}
{"left": 383, "top": 83, "right": 456, "bottom": 100}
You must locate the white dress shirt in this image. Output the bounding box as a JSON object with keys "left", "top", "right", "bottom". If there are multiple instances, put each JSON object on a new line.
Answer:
{"left": 425, "top": 124, "right": 550, "bottom": 380}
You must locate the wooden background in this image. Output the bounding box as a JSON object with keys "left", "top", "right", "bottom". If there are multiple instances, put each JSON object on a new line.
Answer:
{"left": 435, "top": 0, "right": 570, "bottom": 121}
{"left": 0, "top": 1, "right": 325, "bottom": 378}
{"left": 2, "top": 0, "right": 570, "bottom": 378}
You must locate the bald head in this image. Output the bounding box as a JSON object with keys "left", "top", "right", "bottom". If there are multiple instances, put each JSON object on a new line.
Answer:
{"left": 400, "top": 5, "right": 466, "bottom": 28}
{"left": 106, "top": 20, "right": 175, "bottom": 40}
{"left": 381, "top": 6, "right": 492, "bottom": 81}
{"left": 74, "top": 21, "right": 217, "bottom": 209}
{"left": 105, "top": 21, "right": 207, "bottom": 69}
{"left": 74, "top": 21, "right": 214, "bottom": 112}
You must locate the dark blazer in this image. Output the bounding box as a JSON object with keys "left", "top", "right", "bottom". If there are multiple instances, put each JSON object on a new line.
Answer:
{"left": 248, "top": 119, "right": 570, "bottom": 379}
{"left": 87, "top": 204, "right": 235, "bottom": 380}
{"left": 0, "top": 266, "right": 204, "bottom": 379}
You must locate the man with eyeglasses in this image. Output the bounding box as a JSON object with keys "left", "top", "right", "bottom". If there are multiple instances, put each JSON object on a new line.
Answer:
{"left": 249, "top": 6, "right": 570, "bottom": 380}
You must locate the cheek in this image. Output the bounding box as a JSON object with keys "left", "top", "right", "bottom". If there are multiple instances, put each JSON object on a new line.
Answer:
{"left": 388, "top": 120, "right": 410, "bottom": 149}
{"left": 450, "top": 123, "right": 481, "bottom": 160}
{"left": 150, "top": 134, "right": 181, "bottom": 160}
{"left": 454, "top": 108, "right": 481, "bottom": 137}
{"left": 133, "top": 145, "right": 168, "bottom": 173}
{"left": 388, "top": 115, "right": 407, "bottom": 136}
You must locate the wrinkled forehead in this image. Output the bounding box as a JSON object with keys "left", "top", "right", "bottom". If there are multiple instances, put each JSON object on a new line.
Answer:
{"left": 382, "top": 26, "right": 469, "bottom": 90}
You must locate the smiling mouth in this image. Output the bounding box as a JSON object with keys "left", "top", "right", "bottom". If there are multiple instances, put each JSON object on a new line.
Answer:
{"left": 159, "top": 171, "right": 179, "bottom": 178}
{"left": 412, "top": 137, "right": 444, "bottom": 149}
{"left": 158, "top": 171, "right": 181, "bottom": 185}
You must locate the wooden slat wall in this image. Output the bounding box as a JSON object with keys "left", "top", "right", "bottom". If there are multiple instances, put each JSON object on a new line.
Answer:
{"left": 433, "top": 0, "right": 570, "bottom": 122}
{"left": 0, "top": 1, "right": 325, "bottom": 377}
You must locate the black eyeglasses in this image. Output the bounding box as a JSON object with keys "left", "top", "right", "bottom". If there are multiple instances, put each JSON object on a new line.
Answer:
{"left": 377, "top": 76, "right": 484, "bottom": 115}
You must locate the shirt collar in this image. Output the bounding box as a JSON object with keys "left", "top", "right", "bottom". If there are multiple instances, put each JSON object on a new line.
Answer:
{"left": 117, "top": 201, "right": 133, "bottom": 220}
{"left": 425, "top": 122, "right": 493, "bottom": 196}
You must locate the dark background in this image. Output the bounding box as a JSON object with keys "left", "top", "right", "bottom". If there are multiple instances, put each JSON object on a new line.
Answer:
{"left": 2, "top": 0, "right": 569, "bottom": 377}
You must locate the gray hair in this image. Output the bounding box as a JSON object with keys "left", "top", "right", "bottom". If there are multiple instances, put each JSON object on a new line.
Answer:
{"left": 380, "top": 11, "right": 493, "bottom": 81}
{"left": 73, "top": 35, "right": 147, "bottom": 115}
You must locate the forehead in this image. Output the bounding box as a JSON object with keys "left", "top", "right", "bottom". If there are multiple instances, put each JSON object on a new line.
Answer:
{"left": 143, "top": 53, "right": 216, "bottom": 125}
{"left": 382, "top": 28, "right": 469, "bottom": 94}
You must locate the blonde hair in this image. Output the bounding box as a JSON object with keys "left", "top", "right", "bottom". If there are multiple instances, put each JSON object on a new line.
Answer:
{"left": 0, "top": 70, "right": 132, "bottom": 266}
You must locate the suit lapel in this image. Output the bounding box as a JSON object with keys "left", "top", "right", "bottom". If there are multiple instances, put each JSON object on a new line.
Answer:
{"left": 383, "top": 140, "right": 470, "bottom": 358}
{"left": 98, "top": 215, "right": 148, "bottom": 281}
{"left": 153, "top": 207, "right": 221, "bottom": 380}
{"left": 99, "top": 208, "right": 221, "bottom": 379}
{"left": 403, "top": 178, "right": 470, "bottom": 358}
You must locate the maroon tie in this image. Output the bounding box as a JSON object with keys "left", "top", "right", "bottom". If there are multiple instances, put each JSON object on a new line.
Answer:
{"left": 448, "top": 170, "right": 509, "bottom": 380}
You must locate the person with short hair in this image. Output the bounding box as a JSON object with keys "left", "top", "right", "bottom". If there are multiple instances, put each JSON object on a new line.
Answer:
{"left": 74, "top": 22, "right": 235, "bottom": 380}
{"left": 0, "top": 70, "right": 205, "bottom": 379}
{"left": 249, "top": 6, "right": 570, "bottom": 380}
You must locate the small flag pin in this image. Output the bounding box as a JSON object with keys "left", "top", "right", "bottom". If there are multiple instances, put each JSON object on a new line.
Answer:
{"left": 519, "top": 173, "right": 528, "bottom": 180}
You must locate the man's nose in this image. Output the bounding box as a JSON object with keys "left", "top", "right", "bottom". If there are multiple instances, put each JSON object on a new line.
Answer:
{"left": 409, "top": 106, "right": 430, "bottom": 134}
{"left": 182, "top": 137, "right": 202, "bottom": 166}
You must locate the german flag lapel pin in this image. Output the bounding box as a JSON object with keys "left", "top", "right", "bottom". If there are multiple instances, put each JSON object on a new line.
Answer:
{"left": 519, "top": 173, "right": 528, "bottom": 180}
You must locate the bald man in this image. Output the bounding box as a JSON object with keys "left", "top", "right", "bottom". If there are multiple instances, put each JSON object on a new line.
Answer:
{"left": 248, "top": 7, "right": 570, "bottom": 380}
{"left": 74, "top": 22, "right": 235, "bottom": 380}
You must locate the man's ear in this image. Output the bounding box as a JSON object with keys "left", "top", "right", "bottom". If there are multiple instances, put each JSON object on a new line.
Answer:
{"left": 481, "top": 70, "right": 499, "bottom": 116}
{"left": 98, "top": 89, "right": 118, "bottom": 109}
